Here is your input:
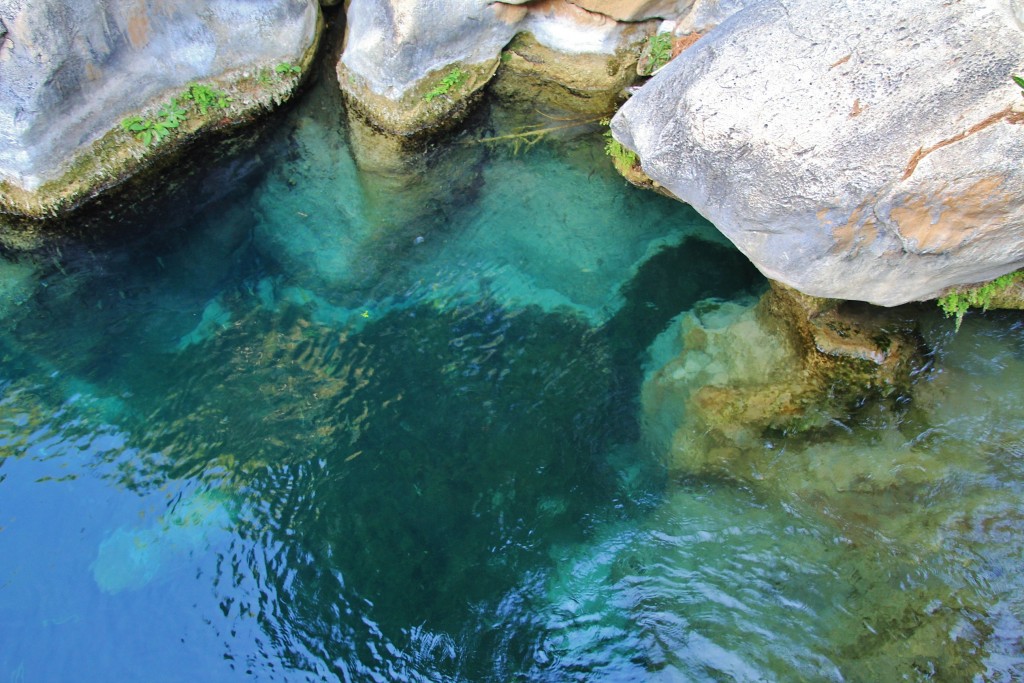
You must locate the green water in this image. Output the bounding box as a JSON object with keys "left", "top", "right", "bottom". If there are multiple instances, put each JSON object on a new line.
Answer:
{"left": 1, "top": 72, "right": 1023, "bottom": 682}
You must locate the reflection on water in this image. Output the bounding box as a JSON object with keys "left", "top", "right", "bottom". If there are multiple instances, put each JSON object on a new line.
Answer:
{"left": 1, "top": 69, "right": 1023, "bottom": 681}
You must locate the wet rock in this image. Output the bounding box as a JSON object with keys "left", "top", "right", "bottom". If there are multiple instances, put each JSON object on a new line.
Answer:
{"left": 490, "top": 31, "right": 645, "bottom": 118}
{"left": 0, "top": 0, "right": 321, "bottom": 240}
{"left": 612, "top": 0, "right": 1024, "bottom": 306}
{"left": 642, "top": 281, "right": 926, "bottom": 478}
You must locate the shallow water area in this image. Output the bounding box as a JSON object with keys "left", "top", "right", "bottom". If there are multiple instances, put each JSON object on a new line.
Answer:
{"left": 1, "top": 69, "right": 1024, "bottom": 681}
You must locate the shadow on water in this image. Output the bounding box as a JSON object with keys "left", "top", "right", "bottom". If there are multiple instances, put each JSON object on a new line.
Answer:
{"left": 0, "top": 77, "right": 771, "bottom": 679}
{"left": 4, "top": 75, "right": 1024, "bottom": 677}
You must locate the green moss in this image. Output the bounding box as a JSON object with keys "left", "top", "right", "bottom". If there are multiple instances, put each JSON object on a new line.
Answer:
{"left": 937, "top": 270, "right": 1024, "bottom": 331}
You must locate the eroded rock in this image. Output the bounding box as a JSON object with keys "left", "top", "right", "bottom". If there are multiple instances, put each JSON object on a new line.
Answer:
{"left": 642, "top": 281, "right": 925, "bottom": 478}
{"left": 613, "top": 0, "right": 1024, "bottom": 306}
{"left": 0, "top": 0, "right": 321, "bottom": 234}
{"left": 338, "top": 0, "right": 658, "bottom": 136}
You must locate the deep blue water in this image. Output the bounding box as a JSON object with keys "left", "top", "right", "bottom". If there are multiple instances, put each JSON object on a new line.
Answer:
{"left": 2, "top": 72, "right": 1024, "bottom": 681}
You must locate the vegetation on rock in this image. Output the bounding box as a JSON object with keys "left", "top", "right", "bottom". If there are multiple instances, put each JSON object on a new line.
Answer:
{"left": 647, "top": 32, "right": 672, "bottom": 72}
{"left": 937, "top": 270, "right": 1023, "bottom": 331}
{"left": 602, "top": 119, "right": 637, "bottom": 168}
{"left": 120, "top": 83, "right": 233, "bottom": 146}
{"left": 424, "top": 68, "right": 467, "bottom": 102}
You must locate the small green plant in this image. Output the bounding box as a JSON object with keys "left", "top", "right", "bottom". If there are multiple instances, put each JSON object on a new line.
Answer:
{"left": 1013, "top": 74, "right": 1024, "bottom": 93}
{"left": 120, "top": 114, "right": 173, "bottom": 146}
{"left": 120, "top": 81, "right": 238, "bottom": 147}
{"left": 181, "top": 83, "right": 231, "bottom": 115}
{"left": 424, "top": 68, "right": 467, "bottom": 102}
{"left": 275, "top": 62, "right": 301, "bottom": 77}
{"left": 157, "top": 99, "right": 188, "bottom": 128}
{"left": 647, "top": 32, "right": 673, "bottom": 72}
{"left": 602, "top": 120, "right": 638, "bottom": 168}
{"left": 938, "top": 271, "right": 1023, "bottom": 331}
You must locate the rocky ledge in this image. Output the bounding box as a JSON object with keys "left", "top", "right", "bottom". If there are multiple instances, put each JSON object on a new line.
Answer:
{"left": 0, "top": 0, "right": 322, "bottom": 246}
{"left": 336, "top": 0, "right": 659, "bottom": 137}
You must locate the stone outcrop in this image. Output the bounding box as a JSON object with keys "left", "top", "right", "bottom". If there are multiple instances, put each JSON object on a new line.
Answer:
{"left": 337, "top": 0, "right": 662, "bottom": 136}
{"left": 612, "top": 0, "right": 1024, "bottom": 306}
{"left": 0, "top": 0, "right": 321, "bottom": 231}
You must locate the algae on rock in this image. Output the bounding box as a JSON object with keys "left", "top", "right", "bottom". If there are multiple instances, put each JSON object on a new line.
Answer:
{"left": 0, "top": 0, "right": 323, "bottom": 250}
{"left": 643, "top": 281, "right": 926, "bottom": 480}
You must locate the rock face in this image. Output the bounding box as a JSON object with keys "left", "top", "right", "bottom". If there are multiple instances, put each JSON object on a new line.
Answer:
{"left": 612, "top": 0, "right": 1024, "bottom": 306}
{"left": 337, "top": 0, "right": 661, "bottom": 136}
{"left": 0, "top": 0, "right": 319, "bottom": 198}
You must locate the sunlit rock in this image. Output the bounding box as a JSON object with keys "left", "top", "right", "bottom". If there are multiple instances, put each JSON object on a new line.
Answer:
{"left": 338, "top": 0, "right": 655, "bottom": 135}
{"left": 0, "top": 0, "right": 321, "bottom": 232}
{"left": 613, "top": 0, "right": 1024, "bottom": 305}
{"left": 567, "top": 0, "right": 690, "bottom": 22}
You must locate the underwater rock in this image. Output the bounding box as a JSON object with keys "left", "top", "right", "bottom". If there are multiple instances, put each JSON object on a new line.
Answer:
{"left": 0, "top": 0, "right": 321, "bottom": 241}
{"left": 642, "top": 282, "right": 925, "bottom": 478}
{"left": 612, "top": 0, "right": 1024, "bottom": 305}
{"left": 92, "top": 490, "right": 233, "bottom": 594}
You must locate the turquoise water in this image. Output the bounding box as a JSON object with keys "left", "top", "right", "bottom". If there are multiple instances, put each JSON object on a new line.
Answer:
{"left": 2, "top": 74, "right": 1024, "bottom": 681}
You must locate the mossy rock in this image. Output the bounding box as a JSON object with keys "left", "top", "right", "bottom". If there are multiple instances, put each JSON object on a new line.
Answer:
{"left": 490, "top": 32, "right": 643, "bottom": 119}
{"left": 0, "top": 8, "right": 323, "bottom": 252}
{"left": 337, "top": 59, "right": 501, "bottom": 141}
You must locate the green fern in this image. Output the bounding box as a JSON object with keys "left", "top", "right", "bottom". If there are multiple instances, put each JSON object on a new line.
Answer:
{"left": 937, "top": 271, "right": 1023, "bottom": 331}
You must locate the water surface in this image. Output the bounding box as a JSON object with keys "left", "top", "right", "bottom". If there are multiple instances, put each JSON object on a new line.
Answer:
{"left": 1, "top": 72, "right": 1023, "bottom": 682}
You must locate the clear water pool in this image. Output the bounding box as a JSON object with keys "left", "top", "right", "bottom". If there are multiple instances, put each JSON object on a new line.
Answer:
{"left": 1, "top": 71, "right": 1023, "bottom": 682}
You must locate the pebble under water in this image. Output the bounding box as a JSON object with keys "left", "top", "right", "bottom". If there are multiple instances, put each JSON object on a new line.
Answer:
{"left": 2, "top": 77, "right": 1024, "bottom": 682}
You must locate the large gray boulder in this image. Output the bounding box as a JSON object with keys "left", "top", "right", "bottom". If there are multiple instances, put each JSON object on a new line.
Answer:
{"left": 612, "top": 0, "right": 1024, "bottom": 306}
{"left": 0, "top": 0, "right": 319, "bottom": 193}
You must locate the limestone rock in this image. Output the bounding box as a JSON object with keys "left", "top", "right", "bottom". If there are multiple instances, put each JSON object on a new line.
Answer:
{"left": 339, "top": 0, "right": 525, "bottom": 100}
{"left": 0, "top": 0, "right": 320, "bottom": 224}
{"left": 671, "top": 0, "right": 758, "bottom": 33}
{"left": 567, "top": 0, "right": 691, "bottom": 22}
{"left": 612, "top": 0, "right": 1024, "bottom": 306}
{"left": 490, "top": 32, "right": 644, "bottom": 117}
{"left": 338, "top": 0, "right": 654, "bottom": 136}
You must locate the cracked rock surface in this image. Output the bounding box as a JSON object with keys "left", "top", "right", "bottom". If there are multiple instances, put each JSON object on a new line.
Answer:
{"left": 613, "top": 0, "right": 1024, "bottom": 305}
